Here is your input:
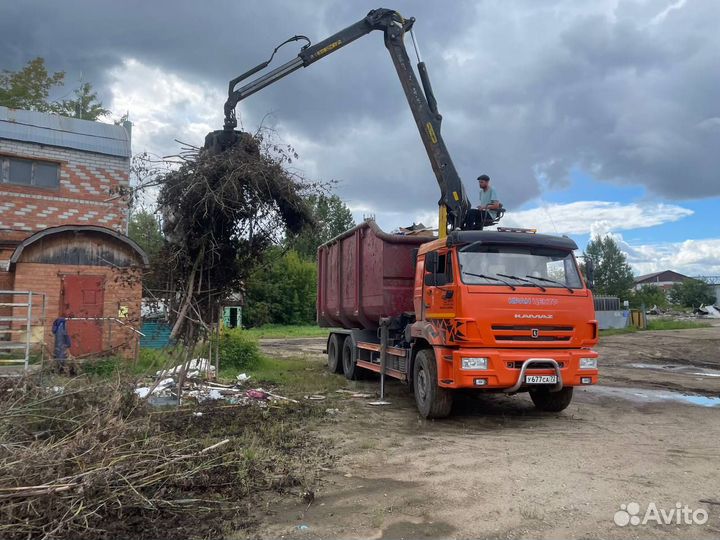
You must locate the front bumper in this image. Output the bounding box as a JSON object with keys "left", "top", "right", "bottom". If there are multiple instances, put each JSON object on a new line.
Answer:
{"left": 436, "top": 348, "right": 599, "bottom": 390}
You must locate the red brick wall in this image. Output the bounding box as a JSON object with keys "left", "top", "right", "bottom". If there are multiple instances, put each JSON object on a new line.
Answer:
{"left": 0, "top": 139, "right": 129, "bottom": 233}
{"left": 0, "top": 270, "right": 14, "bottom": 322}
{"left": 13, "top": 263, "right": 142, "bottom": 359}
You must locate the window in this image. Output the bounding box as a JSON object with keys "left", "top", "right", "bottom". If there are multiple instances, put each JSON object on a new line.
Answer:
{"left": 424, "top": 251, "right": 454, "bottom": 286}
{"left": 1, "top": 157, "right": 59, "bottom": 188}
{"left": 458, "top": 245, "right": 583, "bottom": 289}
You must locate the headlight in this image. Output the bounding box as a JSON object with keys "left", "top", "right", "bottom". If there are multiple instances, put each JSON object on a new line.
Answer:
{"left": 462, "top": 357, "right": 488, "bottom": 370}
{"left": 580, "top": 358, "right": 597, "bottom": 369}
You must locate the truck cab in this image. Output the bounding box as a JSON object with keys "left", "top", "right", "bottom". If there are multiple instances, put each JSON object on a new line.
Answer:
{"left": 409, "top": 228, "right": 598, "bottom": 416}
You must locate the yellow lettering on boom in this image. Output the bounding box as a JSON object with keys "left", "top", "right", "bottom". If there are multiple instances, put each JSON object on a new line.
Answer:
{"left": 313, "top": 39, "right": 343, "bottom": 58}
{"left": 425, "top": 122, "right": 438, "bottom": 144}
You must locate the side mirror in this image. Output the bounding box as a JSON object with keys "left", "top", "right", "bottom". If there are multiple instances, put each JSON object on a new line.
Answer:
{"left": 585, "top": 259, "right": 595, "bottom": 290}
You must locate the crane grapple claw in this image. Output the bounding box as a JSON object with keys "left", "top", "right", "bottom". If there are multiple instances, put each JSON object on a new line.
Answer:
{"left": 203, "top": 129, "right": 243, "bottom": 155}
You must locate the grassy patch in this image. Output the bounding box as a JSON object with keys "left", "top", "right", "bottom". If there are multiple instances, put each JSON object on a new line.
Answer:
{"left": 242, "top": 324, "right": 330, "bottom": 339}
{"left": 600, "top": 319, "right": 710, "bottom": 337}
{"left": 599, "top": 327, "right": 639, "bottom": 337}
{"left": 221, "top": 355, "right": 349, "bottom": 396}
{"left": 647, "top": 319, "right": 711, "bottom": 331}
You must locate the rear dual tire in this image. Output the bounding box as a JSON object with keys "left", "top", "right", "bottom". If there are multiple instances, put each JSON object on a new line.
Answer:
{"left": 327, "top": 333, "right": 344, "bottom": 374}
{"left": 342, "top": 337, "right": 361, "bottom": 380}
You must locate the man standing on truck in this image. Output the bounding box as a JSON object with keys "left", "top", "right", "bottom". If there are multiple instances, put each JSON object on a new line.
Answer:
{"left": 465, "top": 174, "right": 501, "bottom": 229}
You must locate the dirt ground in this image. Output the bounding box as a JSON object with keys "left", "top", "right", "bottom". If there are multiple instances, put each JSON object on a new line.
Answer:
{"left": 244, "top": 324, "right": 720, "bottom": 539}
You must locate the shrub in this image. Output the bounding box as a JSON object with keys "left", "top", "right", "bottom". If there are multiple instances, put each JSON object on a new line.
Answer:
{"left": 630, "top": 284, "right": 668, "bottom": 309}
{"left": 218, "top": 329, "right": 262, "bottom": 370}
{"left": 668, "top": 279, "right": 716, "bottom": 308}
{"left": 81, "top": 356, "right": 123, "bottom": 377}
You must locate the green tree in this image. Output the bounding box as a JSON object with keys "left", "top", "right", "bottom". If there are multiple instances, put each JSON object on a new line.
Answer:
{"left": 243, "top": 248, "right": 317, "bottom": 326}
{"left": 290, "top": 194, "right": 355, "bottom": 260}
{"left": 668, "top": 279, "right": 716, "bottom": 308}
{"left": 0, "top": 57, "right": 64, "bottom": 112}
{"left": 584, "top": 235, "right": 635, "bottom": 299}
{"left": 129, "top": 210, "right": 164, "bottom": 259}
{"left": 129, "top": 210, "right": 165, "bottom": 291}
{"left": 58, "top": 82, "right": 110, "bottom": 120}
{"left": 631, "top": 284, "right": 668, "bottom": 309}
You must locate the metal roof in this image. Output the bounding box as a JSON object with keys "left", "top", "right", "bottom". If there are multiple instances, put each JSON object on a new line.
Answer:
{"left": 0, "top": 106, "right": 131, "bottom": 158}
{"left": 10, "top": 225, "right": 148, "bottom": 266}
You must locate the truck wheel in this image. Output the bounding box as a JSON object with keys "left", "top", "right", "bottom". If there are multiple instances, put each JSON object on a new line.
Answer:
{"left": 327, "top": 334, "right": 344, "bottom": 374}
{"left": 342, "top": 338, "right": 360, "bottom": 380}
{"left": 413, "top": 349, "right": 452, "bottom": 419}
{"left": 530, "top": 387, "right": 574, "bottom": 412}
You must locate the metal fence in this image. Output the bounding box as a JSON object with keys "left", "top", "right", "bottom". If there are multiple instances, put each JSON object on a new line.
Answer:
{"left": 594, "top": 296, "right": 621, "bottom": 312}
{"left": 0, "top": 290, "right": 46, "bottom": 370}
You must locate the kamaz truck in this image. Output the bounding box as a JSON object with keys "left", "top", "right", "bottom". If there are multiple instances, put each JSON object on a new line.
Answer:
{"left": 318, "top": 220, "right": 598, "bottom": 418}
{"left": 209, "top": 8, "right": 599, "bottom": 417}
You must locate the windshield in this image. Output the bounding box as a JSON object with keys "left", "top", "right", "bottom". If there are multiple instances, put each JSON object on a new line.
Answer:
{"left": 458, "top": 245, "right": 583, "bottom": 289}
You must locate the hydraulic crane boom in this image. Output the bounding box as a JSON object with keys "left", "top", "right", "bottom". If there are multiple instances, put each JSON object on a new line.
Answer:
{"left": 207, "top": 8, "right": 472, "bottom": 235}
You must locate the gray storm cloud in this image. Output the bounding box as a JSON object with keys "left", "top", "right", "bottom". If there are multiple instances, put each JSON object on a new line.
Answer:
{"left": 1, "top": 0, "right": 718, "bottom": 218}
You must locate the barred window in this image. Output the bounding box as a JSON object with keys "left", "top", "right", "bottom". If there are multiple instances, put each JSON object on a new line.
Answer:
{"left": 1, "top": 157, "right": 60, "bottom": 188}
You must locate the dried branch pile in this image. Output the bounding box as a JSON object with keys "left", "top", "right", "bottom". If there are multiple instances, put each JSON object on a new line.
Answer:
{"left": 154, "top": 131, "right": 316, "bottom": 342}
{"left": 0, "top": 376, "right": 326, "bottom": 539}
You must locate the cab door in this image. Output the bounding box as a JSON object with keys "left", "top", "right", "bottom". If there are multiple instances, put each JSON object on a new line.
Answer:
{"left": 422, "top": 249, "right": 457, "bottom": 320}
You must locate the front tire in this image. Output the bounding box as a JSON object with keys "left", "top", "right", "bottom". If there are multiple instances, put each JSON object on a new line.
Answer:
{"left": 530, "top": 387, "right": 574, "bottom": 412}
{"left": 413, "top": 349, "right": 452, "bottom": 419}
{"left": 327, "top": 333, "right": 344, "bottom": 374}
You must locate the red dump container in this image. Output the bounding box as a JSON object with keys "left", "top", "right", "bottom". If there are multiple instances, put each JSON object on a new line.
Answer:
{"left": 317, "top": 220, "right": 431, "bottom": 329}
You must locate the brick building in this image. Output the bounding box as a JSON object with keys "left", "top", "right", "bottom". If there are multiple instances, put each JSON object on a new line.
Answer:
{"left": 0, "top": 106, "right": 147, "bottom": 363}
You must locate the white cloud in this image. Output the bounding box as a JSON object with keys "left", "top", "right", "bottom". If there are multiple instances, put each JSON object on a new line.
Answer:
{"left": 649, "top": 0, "right": 688, "bottom": 25}
{"left": 602, "top": 233, "right": 720, "bottom": 276}
{"left": 107, "top": 58, "right": 225, "bottom": 159}
{"left": 502, "top": 201, "right": 693, "bottom": 235}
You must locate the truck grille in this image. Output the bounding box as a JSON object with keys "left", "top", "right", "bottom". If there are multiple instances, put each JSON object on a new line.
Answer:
{"left": 491, "top": 325, "right": 574, "bottom": 342}
{"left": 508, "top": 360, "right": 565, "bottom": 369}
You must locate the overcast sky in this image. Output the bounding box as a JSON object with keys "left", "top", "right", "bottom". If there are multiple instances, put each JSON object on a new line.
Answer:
{"left": 2, "top": 0, "right": 719, "bottom": 275}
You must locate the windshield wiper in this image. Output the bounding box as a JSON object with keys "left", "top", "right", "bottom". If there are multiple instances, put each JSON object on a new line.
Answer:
{"left": 497, "top": 273, "right": 547, "bottom": 291}
{"left": 462, "top": 271, "right": 516, "bottom": 290}
{"left": 524, "top": 275, "right": 574, "bottom": 293}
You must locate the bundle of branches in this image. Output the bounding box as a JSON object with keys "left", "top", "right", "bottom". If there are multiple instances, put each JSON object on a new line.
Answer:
{"left": 155, "top": 131, "right": 316, "bottom": 343}
{"left": 0, "top": 375, "right": 326, "bottom": 539}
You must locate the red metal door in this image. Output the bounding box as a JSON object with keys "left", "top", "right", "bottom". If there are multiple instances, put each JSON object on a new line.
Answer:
{"left": 62, "top": 275, "right": 104, "bottom": 356}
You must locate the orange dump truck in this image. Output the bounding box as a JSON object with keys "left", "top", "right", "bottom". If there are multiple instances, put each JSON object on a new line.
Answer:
{"left": 318, "top": 220, "right": 599, "bottom": 418}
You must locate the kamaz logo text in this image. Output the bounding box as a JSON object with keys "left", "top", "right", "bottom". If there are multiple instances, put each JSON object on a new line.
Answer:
{"left": 514, "top": 314, "right": 554, "bottom": 319}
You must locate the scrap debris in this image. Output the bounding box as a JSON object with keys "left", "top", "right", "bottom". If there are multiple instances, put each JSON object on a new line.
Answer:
{"left": 135, "top": 359, "right": 295, "bottom": 407}
{"left": 695, "top": 304, "right": 720, "bottom": 319}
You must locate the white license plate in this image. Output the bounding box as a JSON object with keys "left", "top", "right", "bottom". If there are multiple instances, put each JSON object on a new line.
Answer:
{"left": 525, "top": 375, "right": 557, "bottom": 384}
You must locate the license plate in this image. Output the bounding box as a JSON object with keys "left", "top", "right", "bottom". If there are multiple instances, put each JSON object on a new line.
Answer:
{"left": 525, "top": 375, "right": 557, "bottom": 384}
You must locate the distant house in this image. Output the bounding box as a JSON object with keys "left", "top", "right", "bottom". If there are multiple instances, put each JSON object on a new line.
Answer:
{"left": 634, "top": 270, "right": 691, "bottom": 291}
{"left": 0, "top": 106, "right": 147, "bottom": 362}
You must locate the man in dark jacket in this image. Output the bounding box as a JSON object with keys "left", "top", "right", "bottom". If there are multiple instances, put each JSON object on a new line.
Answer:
{"left": 52, "top": 317, "right": 72, "bottom": 372}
